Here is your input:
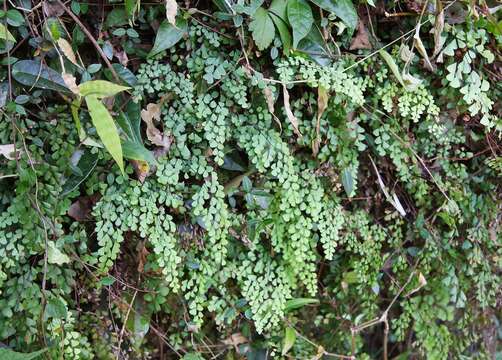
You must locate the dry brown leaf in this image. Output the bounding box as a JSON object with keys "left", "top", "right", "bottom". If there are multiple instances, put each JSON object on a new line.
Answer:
{"left": 222, "top": 333, "right": 248, "bottom": 348}
{"left": 282, "top": 84, "right": 302, "bottom": 138}
{"left": 43, "top": 1, "right": 64, "bottom": 17}
{"left": 263, "top": 86, "right": 282, "bottom": 130}
{"left": 165, "top": 0, "right": 178, "bottom": 26}
{"left": 350, "top": 21, "right": 372, "bottom": 50}
{"left": 131, "top": 159, "right": 150, "bottom": 183}
{"left": 313, "top": 86, "right": 328, "bottom": 157}
{"left": 432, "top": 0, "right": 445, "bottom": 58}
{"left": 414, "top": 26, "right": 434, "bottom": 71}
{"left": 63, "top": 73, "right": 80, "bottom": 95}
{"left": 57, "top": 38, "right": 78, "bottom": 66}
{"left": 115, "top": 49, "right": 129, "bottom": 67}
{"left": 141, "top": 103, "right": 172, "bottom": 149}
{"left": 0, "top": 144, "right": 18, "bottom": 160}
{"left": 68, "top": 194, "right": 99, "bottom": 222}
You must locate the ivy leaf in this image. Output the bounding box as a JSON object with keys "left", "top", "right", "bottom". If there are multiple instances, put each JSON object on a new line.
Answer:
{"left": 0, "top": 348, "right": 47, "bottom": 360}
{"left": 0, "top": 23, "right": 16, "bottom": 42}
{"left": 12, "top": 60, "right": 70, "bottom": 93}
{"left": 249, "top": 7, "right": 275, "bottom": 51}
{"left": 48, "top": 241, "right": 70, "bottom": 265}
{"left": 282, "top": 327, "right": 296, "bottom": 355}
{"left": 287, "top": 0, "right": 313, "bottom": 48}
{"left": 309, "top": 0, "right": 358, "bottom": 31}
{"left": 85, "top": 95, "right": 124, "bottom": 174}
{"left": 149, "top": 17, "right": 187, "bottom": 57}
{"left": 78, "top": 80, "right": 130, "bottom": 98}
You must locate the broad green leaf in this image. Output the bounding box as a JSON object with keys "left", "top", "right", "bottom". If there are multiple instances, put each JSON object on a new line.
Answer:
{"left": 287, "top": 0, "right": 313, "bottom": 48}
{"left": 282, "top": 327, "right": 296, "bottom": 355}
{"left": 284, "top": 298, "right": 320, "bottom": 312}
{"left": 45, "top": 297, "right": 68, "bottom": 319}
{"left": 78, "top": 80, "right": 129, "bottom": 98}
{"left": 62, "top": 150, "right": 98, "bottom": 196}
{"left": 249, "top": 7, "right": 275, "bottom": 51}
{"left": 341, "top": 167, "right": 354, "bottom": 197}
{"left": 12, "top": 60, "right": 70, "bottom": 93}
{"left": 104, "top": 63, "right": 138, "bottom": 86}
{"left": 379, "top": 50, "right": 404, "bottom": 87}
{"left": 0, "top": 348, "right": 47, "bottom": 360}
{"left": 0, "top": 23, "right": 16, "bottom": 42}
{"left": 297, "top": 24, "right": 331, "bottom": 66}
{"left": 122, "top": 140, "right": 157, "bottom": 165}
{"left": 270, "top": 13, "right": 291, "bottom": 54}
{"left": 149, "top": 17, "right": 187, "bottom": 57}
{"left": 85, "top": 95, "right": 124, "bottom": 174}
{"left": 269, "top": 0, "right": 288, "bottom": 19}
{"left": 48, "top": 241, "right": 70, "bottom": 265}
{"left": 125, "top": 0, "right": 139, "bottom": 18}
{"left": 7, "top": 9, "right": 25, "bottom": 27}
{"left": 105, "top": 8, "right": 129, "bottom": 28}
{"left": 116, "top": 101, "right": 142, "bottom": 143}
{"left": 309, "top": 0, "right": 358, "bottom": 31}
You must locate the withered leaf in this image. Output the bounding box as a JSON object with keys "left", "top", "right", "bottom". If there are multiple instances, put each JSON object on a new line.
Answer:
{"left": 165, "top": 0, "right": 178, "bottom": 26}
{"left": 282, "top": 84, "right": 302, "bottom": 137}
{"left": 349, "top": 21, "right": 372, "bottom": 50}
{"left": 141, "top": 103, "right": 171, "bottom": 149}
{"left": 313, "top": 86, "right": 328, "bottom": 157}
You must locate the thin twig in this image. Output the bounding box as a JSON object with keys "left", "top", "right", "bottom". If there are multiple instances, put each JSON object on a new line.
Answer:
{"left": 55, "top": 0, "right": 121, "bottom": 83}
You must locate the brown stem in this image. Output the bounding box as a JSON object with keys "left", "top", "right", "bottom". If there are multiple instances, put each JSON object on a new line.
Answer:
{"left": 55, "top": 0, "right": 121, "bottom": 83}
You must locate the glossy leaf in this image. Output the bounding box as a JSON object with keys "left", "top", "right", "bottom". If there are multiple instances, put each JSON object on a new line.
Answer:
{"left": 287, "top": 0, "right": 313, "bottom": 48}
{"left": 12, "top": 60, "right": 70, "bottom": 93}
{"left": 309, "top": 0, "right": 358, "bottom": 30}
{"left": 78, "top": 80, "right": 130, "bottom": 98}
{"left": 249, "top": 7, "right": 275, "bottom": 50}
{"left": 85, "top": 95, "right": 124, "bottom": 174}
{"left": 149, "top": 17, "right": 187, "bottom": 57}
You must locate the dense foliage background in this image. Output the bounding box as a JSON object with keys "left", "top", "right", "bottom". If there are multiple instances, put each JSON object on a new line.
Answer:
{"left": 0, "top": 0, "right": 500, "bottom": 358}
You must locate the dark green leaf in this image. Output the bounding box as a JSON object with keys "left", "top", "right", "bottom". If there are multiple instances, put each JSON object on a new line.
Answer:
{"left": 287, "top": 0, "right": 313, "bottom": 48}
{"left": 7, "top": 9, "right": 25, "bottom": 27}
{"left": 104, "top": 63, "right": 137, "bottom": 87}
{"left": 106, "top": 8, "right": 129, "bottom": 28}
{"left": 116, "top": 101, "right": 142, "bottom": 143}
{"left": 62, "top": 150, "right": 98, "bottom": 196}
{"left": 45, "top": 297, "right": 68, "bottom": 320}
{"left": 149, "top": 17, "right": 187, "bottom": 57}
{"left": 100, "top": 276, "right": 116, "bottom": 286}
{"left": 249, "top": 7, "right": 275, "bottom": 51}
{"left": 0, "top": 348, "right": 47, "bottom": 360}
{"left": 12, "top": 60, "right": 70, "bottom": 93}
{"left": 297, "top": 24, "right": 332, "bottom": 65}
{"left": 309, "top": 0, "right": 358, "bottom": 30}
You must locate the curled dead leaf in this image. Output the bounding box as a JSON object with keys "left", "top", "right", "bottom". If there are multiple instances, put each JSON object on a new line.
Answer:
{"left": 141, "top": 103, "right": 172, "bottom": 149}
{"left": 313, "top": 86, "right": 328, "bottom": 157}
{"left": 0, "top": 144, "right": 19, "bottom": 160}
{"left": 350, "top": 21, "right": 372, "bottom": 50}
{"left": 263, "top": 86, "right": 282, "bottom": 130}
{"left": 165, "top": 0, "right": 178, "bottom": 26}
{"left": 63, "top": 73, "right": 80, "bottom": 95}
{"left": 282, "top": 84, "right": 302, "bottom": 138}
{"left": 57, "top": 38, "right": 78, "bottom": 67}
